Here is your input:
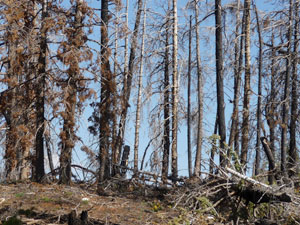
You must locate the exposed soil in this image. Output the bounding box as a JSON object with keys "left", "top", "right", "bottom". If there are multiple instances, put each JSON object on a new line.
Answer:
{"left": 0, "top": 182, "right": 211, "bottom": 225}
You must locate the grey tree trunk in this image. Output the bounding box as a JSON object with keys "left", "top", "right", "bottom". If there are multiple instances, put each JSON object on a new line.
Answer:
{"left": 228, "top": 0, "right": 242, "bottom": 157}
{"left": 194, "top": 0, "right": 204, "bottom": 177}
{"left": 281, "top": 0, "right": 293, "bottom": 178}
{"left": 254, "top": 1, "right": 262, "bottom": 176}
{"left": 215, "top": 0, "right": 226, "bottom": 167}
{"left": 187, "top": 15, "right": 192, "bottom": 178}
{"left": 288, "top": 0, "right": 298, "bottom": 176}
{"left": 133, "top": 1, "right": 147, "bottom": 174}
{"left": 240, "top": 0, "right": 251, "bottom": 170}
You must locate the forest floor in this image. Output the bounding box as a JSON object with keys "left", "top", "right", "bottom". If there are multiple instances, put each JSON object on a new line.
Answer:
{"left": 0, "top": 177, "right": 299, "bottom": 224}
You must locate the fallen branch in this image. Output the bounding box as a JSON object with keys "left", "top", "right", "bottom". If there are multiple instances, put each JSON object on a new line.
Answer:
{"left": 225, "top": 167, "right": 291, "bottom": 204}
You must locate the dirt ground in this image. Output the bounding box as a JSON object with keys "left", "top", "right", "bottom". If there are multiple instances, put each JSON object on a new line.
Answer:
{"left": 0, "top": 182, "right": 213, "bottom": 225}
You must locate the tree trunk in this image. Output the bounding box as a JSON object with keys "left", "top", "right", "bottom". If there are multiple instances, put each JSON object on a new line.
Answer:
{"left": 288, "top": 0, "right": 298, "bottom": 176}
{"left": 59, "top": 0, "right": 83, "bottom": 184}
{"left": 187, "top": 15, "right": 192, "bottom": 178}
{"left": 171, "top": 0, "right": 179, "bottom": 178}
{"left": 215, "top": 0, "right": 226, "bottom": 167}
{"left": 133, "top": 1, "right": 147, "bottom": 174}
{"left": 162, "top": 2, "right": 171, "bottom": 181}
{"left": 115, "top": 0, "right": 143, "bottom": 173}
{"left": 99, "top": 0, "right": 113, "bottom": 182}
{"left": 35, "top": 0, "right": 47, "bottom": 182}
{"left": 254, "top": 1, "right": 262, "bottom": 176}
{"left": 228, "top": 0, "right": 242, "bottom": 156}
{"left": 194, "top": 0, "right": 203, "bottom": 177}
{"left": 281, "top": 0, "right": 293, "bottom": 178}
{"left": 240, "top": 0, "right": 251, "bottom": 170}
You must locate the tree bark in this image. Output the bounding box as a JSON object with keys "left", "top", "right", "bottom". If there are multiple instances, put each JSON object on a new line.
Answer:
{"left": 254, "top": 1, "right": 262, "bottom": 176}
{"left": 60, "top": 0, "right": 83, "bottom": 184}
{"left": 162, "top": 1, "right": 171, "bottom": 181}
{"left": 187, "top": 15, "right": 192, "bottom": 178}
{"left": 281, "top": 0, "right": 293, "bottom": 178}
{"left": 240, "top": 0, "right": 251, "bottom": 170}
{"left": 288, "top": 0, "right": 298, "bottom": 176}
{"left": 133, "top": 1, "right": 147, "bottom": 174}
{"left": 228, "top": 0, "right": 242, "bottom": 156}
{"left": 99, "top": 0, "right": 113, "bottom": 182}
{"left": 115, "top": 0, "right": 143, "bottom": 174}
{"left": 194, "top": 0, "right": 204, "bottom": 177}
{"left": 215, "top": 0, "right": 226, "bottom": 167}
{"left": 35, "top": 0, "right": 47, "bottom": 182}
{"left": 171, "top": 0, "right": 179, "bottom": 178}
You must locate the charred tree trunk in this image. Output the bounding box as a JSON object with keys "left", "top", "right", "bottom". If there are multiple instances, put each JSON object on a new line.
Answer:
{"left": 59, "top": 0, "right": 83, "bottom": 184}
{"left": 35, "top": 0, "right": 47, "bottom": 182}
{"left": 288, "top": 0, "right": 299, "bottom": 176}
{"left": 99, "top": 0, "right": 113, "bottom": 182}
{"left": 240, "top": 0, "right": 251, "bottom": 170}
{"left": 215, "top": 0, "right": 226, "bottom": 167}
{"left": 281, "top": 0, "right": 293, "bottom": 178}
{"left": 162, "top": 3, "right": 171, "bottom": 181}
{"left": 171, "top": 0, "right": 179, "bottom": 178}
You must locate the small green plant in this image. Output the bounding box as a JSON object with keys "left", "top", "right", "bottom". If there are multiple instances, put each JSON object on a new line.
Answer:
{"left": 41, "top": 197, "right": 52, "bottom": 202}
{"left": 15, "top": 193, "right": 24, "bottom": 198}
{"left": 64, "top": 191, "right": 73, "bottom": 197}
{"left": 151, "top": 200, "right": 162, "bottom": 212}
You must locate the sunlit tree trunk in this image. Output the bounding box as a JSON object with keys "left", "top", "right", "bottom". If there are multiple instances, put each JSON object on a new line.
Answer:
{"left": 133, "top": 1, "right": 147, "bottom": 174}
{"left": 171, "top": 0, "right": 179, "bottom": 178}
{"left": 288, "top": 0, "right": 298, "bottom": 177}
{"left": 162, "top": 1, "right": 171, "bottom": 181}
{"left": 254, "top": 1, "right": 262, "bottom": 176}
{"left": 240, "top": 0, "right": 251, "bottom": 170}
{"left": 281, "top": 0, "right": 293, "bottom": 178}
{"left": 187, "top": 15, "right": 192, "bottom": 178}
{"left": 194, "top": 0, "right": 203, "bottom": 177}
{"left": 115, "top": 0, "right": 143, "bottom": 173}
{"left": 228, "top": 0, "right": 242, "bottom": 156}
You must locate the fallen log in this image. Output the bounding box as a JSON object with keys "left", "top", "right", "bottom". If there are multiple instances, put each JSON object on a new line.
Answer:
{"left": 225, "top": 167, "right": 291, "bottom": 204}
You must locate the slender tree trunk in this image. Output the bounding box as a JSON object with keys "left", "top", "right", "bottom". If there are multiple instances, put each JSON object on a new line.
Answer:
{"left": 187, "top": 15, "right": 192, "bottom": 178}
{"left": 162, "top": 2, "right": 171, "bottom": 181}
{"left": 267, "top": 32, "right": 276, "bottom": 184}
{"left": 194, "top": 0, "right": 203, "bottom": 177}
{"left": 99, "top": 0, "right": 113, "bottom": 182}
{"left": 209, "top": 115, "right": 218, "bottom": 175}
{"left": 171, "top": 0, "right": 179, "bottom": 178}
{"left": 115, "top": 0, "right": 143, "bottom": 171}
{"left": 35, "top": 0, "right": 47, "bottom": 182}
{"left": 133, "top": 1, "right": 147, "bottom": 174}
{"left": 228, "top": 0, "right": 242, "bottom": 157}
{"left": 60, "top": 0, "right": 83, "bottom": 184}
{"left": 281, "top": 0, "right": 293, "bottom": 178}
{"left": 215, "top": 0, "right": 226, "bottom": 167}
{"left": 254, "top": 1, "right": 262, "bottom": 176}
{"left": 288, "top": 0, "right": 298, "bottom": 176}
{"left": 240, "top": 0, "right": 251, "bottom": 170}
